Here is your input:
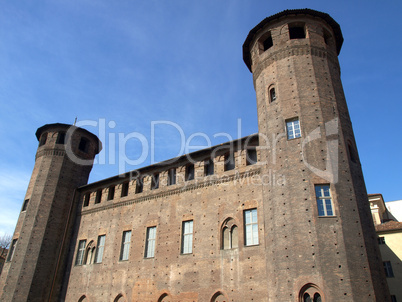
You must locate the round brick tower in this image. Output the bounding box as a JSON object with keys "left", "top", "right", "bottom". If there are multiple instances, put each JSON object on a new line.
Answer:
{"left": 0, "top": 123, "right": 101, "bottom": 301}
{"left": 243, "top": 9, "right": 390, "bottom": 301}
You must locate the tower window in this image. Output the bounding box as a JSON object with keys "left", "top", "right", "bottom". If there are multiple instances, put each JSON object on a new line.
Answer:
{"left": 78, "top": 137, "right": 89, "bottom": 153}
{"left": 286, "top": 118, "right": 301, "bottom": 139}
{"left": 383, "top": 261, "right": 394, "bottom": 277}
{"left": 185, "top": 164, "right": 194, "bottom": 181}
{"left": 21, "top": 199, "right": 29, "bottom": 212}
{"left": 315, "top": 185, "right": 334, "bottom": 216}
{"left": 378, "top": 236, "right": 385, "bottom": 245}
{"left": 56, "top": 132, "right": 66, "bottom": 144}
{"left": 224, "top": 153, "right": 235, "bottom": 171}
{"left": 83, "top": 193, "right": 90, "bottom": 207}
{"left": 151, "top": 173, "right": 159, "bottom": 190}
{"left": 246, "top": 148, "right": 257, "bottom": 165}
{"left": 289, "top": 23, "right": 306, "bottom": 39}
{"left": 107, "top": 185, "right": 115, "bottom": 200}
{"left": 204, "top": 158, "right": 214, "bottom": 176}
{"left": 145, "top": 226, "right": 156, "bottom": 258}
{"left": 323, "top": 28, "right": 332, "bottom": 45}
{"left": 135, "top": 178, "right": 143, "bottom": 194}
{"left": 121, "top": 182, "right": 129, "bottom": 197}
{"left": 39, "top": 133, "right": 47, "bottom": 146}
{"left": 269, "top": 87, "right": 276, "bottom": 102}
{"left": 258, "top": 31, "right": 273, "bottom": 53}
{"left": 6, "top": 238, "right": 18, "bottom": 262}
{"left": 95, "top": 189, "right": 102, "bottom": 204}
{"left": 168, "top": 168, "right": 176, "bottom": 186}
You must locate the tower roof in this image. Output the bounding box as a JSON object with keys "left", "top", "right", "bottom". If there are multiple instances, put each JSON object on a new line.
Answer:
{"left": 242, "top": 8, "right": 344, "bottom": 72}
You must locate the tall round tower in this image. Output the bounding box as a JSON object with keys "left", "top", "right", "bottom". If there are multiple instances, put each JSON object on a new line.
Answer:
{"left": 243, "top": 9, "right": 390, "bottom": 301}
{"left": 0, "top": 123, "right": 101, "bottom": 301}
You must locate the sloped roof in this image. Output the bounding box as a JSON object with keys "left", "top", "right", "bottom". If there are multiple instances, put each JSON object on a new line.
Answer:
{"left": 375, "top": 220, "right": 402, "bottom": 233}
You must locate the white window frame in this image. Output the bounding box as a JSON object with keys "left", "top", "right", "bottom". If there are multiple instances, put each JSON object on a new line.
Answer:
{"left": 145, "top": 226, "right": 156, "bottom": 258}
{"left": 244, "top": 209, "right": 259, "bottom": 246}
{"left": 286, "top": 118, "right": 301, "bottom": 139}
{"left": 95, "top": 235, "right": 106, "bottom": 263}
{"left": 120, "top": 231, "right": 131, "bottom": 261}
{"left": 182, "top": 220, "right": 193, "bottom": 254}
{"left": 315, "top": 185, "right": 335, "bottom": 216}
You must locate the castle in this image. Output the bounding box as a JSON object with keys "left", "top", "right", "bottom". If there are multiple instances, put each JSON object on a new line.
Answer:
{"left": 0, "top": 9, "right": 391, "bottom": 302}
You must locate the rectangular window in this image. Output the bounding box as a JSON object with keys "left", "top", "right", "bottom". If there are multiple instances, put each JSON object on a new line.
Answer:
{"left": 83, "top": 193, "right": 90, "bottom": 207}
{"left": 315, "top": 185, "right": 334, "bottom": 216}
{"left": 75, "top": 239, "right": 86, "bottom": 266}
{"left": 246, "top": 148, "right": 257, "bottom": 165}
{"left": 168, "top": 168, "right": 176, "bottom": 186}
{"left": 136, "top": 177, "right": 143, "bottom": 193}
{"left": 185, "top": 164, "right": 194, "bottom": 181}
{"left": 224, "top": 153, "right": 235, "bottom": 171}
{"left": 182, "top": 220, "right": 193, "bottom": 254}
{"left": 6, "top": 238, "right": 18, "bottom": 262}
{"left": 107, "top": 185, "right": 115, "bottom": 200}
{"left": 204, "top": 159, "right": 214, "bottom": 176}
{"left": 391, "top": 295, "right": 397, "bottom": 302}
{"left": 121, "top": 182, "right": 129, "bottom": 197}
{"left": 145, "top": 226, "right": 156, "bottom": 258}
{"left": 244, "top": 209, "right": 259, "bottom": 246}
{"left": 289, "top": 23, "right": 306, "bottom": 39}
{"left": 120, "top": 231, "right": 131, "bottom": 261}
{"left": 95, "top": 189, "right": 102, "bottom": 204}
{"left": 95, "top": 235, "right": 106, "bottom": 263}
{"left": 21, "top": 199, "right": 29, "bottom": 212}
{"left": 286, "top": 118, "right": 301, "bottom": 139}
{"left": 151, "top": 173, "right": 159, "bottom": 190}
{"left": 56, "top": 132, "right": 66, "bottom": 144}
{"left": 378, "top": 236, "right": 385, "bottom": 245}
{"left": 384, "top": 261, "right": 394, "bottom": 277}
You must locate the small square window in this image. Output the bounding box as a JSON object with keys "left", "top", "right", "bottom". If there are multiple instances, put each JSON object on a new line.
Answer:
{"left": 286, "top": 118, "right": 301, "bottom": 140}
{"left": 378, "top": 237, "right": 385, "bottom": 245}
{"left": 289, "top": 23, "right": 306, "bottom": 39}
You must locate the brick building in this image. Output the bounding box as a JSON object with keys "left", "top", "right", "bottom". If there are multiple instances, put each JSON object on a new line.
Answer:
{"left": 0, "top": 9, "right": 391, "bottom": 302}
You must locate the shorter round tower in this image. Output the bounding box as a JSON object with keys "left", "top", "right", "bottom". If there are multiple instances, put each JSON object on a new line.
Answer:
{"left": 0, "top": 123, "right": 101, "bottom": 302}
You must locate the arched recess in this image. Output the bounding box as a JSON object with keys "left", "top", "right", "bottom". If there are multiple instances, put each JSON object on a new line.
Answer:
{"left": 299, "top": 283, "right": 323, "bottom": 302}
{"left": 114, "top": 293, "right": 126, "bottom": 302}
{"left": 221, "top": 218, "right": 238, "bottom": 249}
{"left": 84, "top": 241, "right": 95, "bottom": 265}
{"left": 78, "top": 295, "right": 87, "bottom": 302}
{"left": 158, "top": 293, "right": 171, "bottom": 302}
{"left": 211, "top": 291, "right": 228, "bottom": 302}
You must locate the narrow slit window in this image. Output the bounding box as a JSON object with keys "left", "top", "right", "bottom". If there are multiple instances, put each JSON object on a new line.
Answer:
{"left": 79, "top": 137, "right": 89, "bottom": 153}
{"left": 121, "top": 182, "right": 129, "bottom": 197}
{"left": 39, "top": 133, "right": 47, "bottom": 146}
{"left": 21, "top": 199, "right": 29, "bottom": 212}
{"left": 269, "top": 87, "right": 276, "bottom": 102}
{"left": 83, "top": 193, "right": 90, "bottom": 207}
{"left": 136, "top": 178, "right": 143, "bottom": 194}
{"left": 224, "top": 153, "right": 235, "bottom": 171}
{"left": 185, "top": 164, "right": 194, "bottom": 181}
{"left": 95, "top": 189, "right": 102, "bottom": 204}
{"left": 168, "top": 168, "right": 176, "bottom": 186}
{"left": 204, "top": 159, "right": 214, "bottom": 176}
{"left": 6, "top": 238, "right": 18, "bottom": 262}
{"left": 151, "top": 173, "right": 159, "bottom": 190}
{"left": 107, "top": 185, "right": 115, "bottom": 200}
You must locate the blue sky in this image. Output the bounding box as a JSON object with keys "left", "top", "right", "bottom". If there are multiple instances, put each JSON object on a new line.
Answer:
{"left": 0, "top": 0, "right": 401, "bottom": 236}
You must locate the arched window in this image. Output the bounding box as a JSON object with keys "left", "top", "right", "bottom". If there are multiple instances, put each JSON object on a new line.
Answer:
{"left": 211, "top": 291, "right": 228, "bottom": 302}
{"left": 158, "top": 293, "right": 171, "bottom": 302}
{"left": 269, "top": 86, "right": 276, "bottom": 103}
{"left": 84, "top": 241, "right": 95, "bottom": 265}
{"left": 39, "top": 132, "right": 48, "bottom": 146}
{"left": 114, "top": 294, "right": 126, "bottom": 302}
{"left": 78, "top": 295, "right": 87, "bottom": 302}
{"left": 222, "top": 218, "right": 238, "bottom": 249}
{"left": 299, "top": 284, "right": 323, "bottom": 302}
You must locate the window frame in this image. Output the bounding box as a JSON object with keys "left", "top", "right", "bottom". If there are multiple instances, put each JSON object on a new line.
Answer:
{"left": 244, "top": 209, "right": 259, "bottom": 246}
{"left": 94, "top": 235, "right": 106, "bottom": 264}
{"left": 120, "top": 231, "right": 131, "bottom": 261}
{"left": 181, "top": 220, "right": 194, "bottom": 254}
{"left": 168, "top": 168, "right": 176, "bottom": 186}
{"left": 145, "top": 226, "right": 157, "bottom": 258}
{"left": 315, "top": 185, "right": 335, "bottom": 217}
{"left": 286, "top": 118, "right": 302, "bottom": 140}
{"left": 75, "top": 239, "right": 86, "bottom": 266}
{"left": 384, "top": 261, "right": 394, "bottom": 277}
